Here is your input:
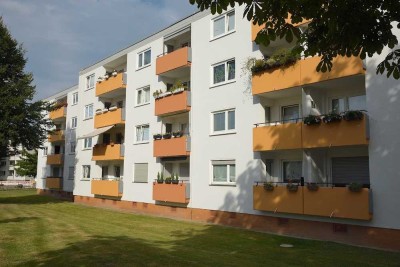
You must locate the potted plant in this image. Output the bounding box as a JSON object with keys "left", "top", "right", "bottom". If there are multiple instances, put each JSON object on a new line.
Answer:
{"left": 348, "top": 182, "right": 363, "bottom": 192}
{"left": 263, "top": 181, "right": 274, "bottom": 191}
{"left": 112, "top": 69, "right": 118, "bottom": 77}
{"left": 156, "top": 172, "right": 164, "bottom": 184}
{"left": 307, "top": 183, "right": 319, "bottom": 191}
{"left": 172, "top": 131, "right": 183, "bottom": 138}
{"left": 322, "top": 113, "right": 342, "bottom": 123}
{"left": 104, "top": 73, "right": 110, "bottom": 80}
{"left": 162, "top": 133, "right": 172, "bottom": 139}
{"left": 286, "top": 181, "right": 299, "bottom": 192}
{"left": 165, "top": 177, "right": 172, "bottom": 184}
{"left": 303, "top": 115, "right": 321, "bottom": 125}
{"left": 343, "top": 110, "right": 363, "bottom": 121}
{"left": 172, "top": 174, "right": 179, "bottom": 184}
{"left": 153, "top": 90, "right": 161, "bottom": 99}
{"left": 97, "top": 77, "right": 103, "bottom": 83}
{"left": 153, "top": 134, "right": 162, "bottom": 140}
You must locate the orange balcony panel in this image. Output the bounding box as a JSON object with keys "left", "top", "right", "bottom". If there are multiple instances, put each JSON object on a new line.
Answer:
{"left": 253, "top": 122, "right": 302, "bottom": 151}
{"left": 47, "top": 154, "right": 63, "bottom": 165}
{"left": 46, "top": 177, "right": 62, "bottom": 190}
{"left": 253, "top": 185, "right": 304, "bottom": 214}
{"left": 91, "top": 180, "right": 122, "bottom": 197}
{"left": 92, "top": 144, "right": 124, "bottom": 161}
{"left": 156, "top": 47, "right": 191, "bottom": 75}
{"left": 304, "top": 187, "right": 372, "bottom": 220}
{"left": 155, "top": 91, "right": 191, "bottom": 116}
{"left": 48, "top": 130, "right": 65, "bottom": 142}
{"left": 302, "top": 115, "right": 369, "bottom": 148}
{"left": 252, "top": 17, "right": 310, "bottom": 42}
{"left": 49, "top": 106, "right": 66, "bottom": 120}
{"left": 96, "top": 73, "right": 126, "bottom": 97}
{"left": 153, "top": 183, "right": 190, "bottom": 204}
{"left": 153, "top": 136, "right": 190, "bottom": 158}
{"left": 94, "top": 108, "right": 125, "bottom": 128}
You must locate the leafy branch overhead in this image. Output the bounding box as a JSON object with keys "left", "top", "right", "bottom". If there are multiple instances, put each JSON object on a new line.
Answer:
{"left": 189, "top": 0, "right": 400, "bottom": 79}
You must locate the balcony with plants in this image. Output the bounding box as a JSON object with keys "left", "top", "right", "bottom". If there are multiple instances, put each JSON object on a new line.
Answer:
{"left": 49, "top": 100, "right": 67, "bottom": 121}
{"left": 96, "top": 69, "right": 127, "bottom": 97}
{"left": 153, "top": 172, "right": 190, "bottom": 204}
{"left": 94, "top": 101, "right": 126, "bottom": 129}
{"left": 154, "top": 80, "right": 191, "bottom": 116}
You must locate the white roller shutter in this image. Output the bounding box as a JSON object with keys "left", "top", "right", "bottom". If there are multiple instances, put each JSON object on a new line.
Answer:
{"left": 134, "top": 163, "right": 148, "bottom": 183}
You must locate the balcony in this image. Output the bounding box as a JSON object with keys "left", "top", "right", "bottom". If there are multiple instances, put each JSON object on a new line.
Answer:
{"left": 253, "top": 122, "right": 302, "bottom": 151}
{"left": 96, "top": 72, "right": 126, "bottom": 97}
{"left": 156, "top": 47, "right": 191, "bottom": 77}
{"left": 252, "top": 56, "right": 365, "bottom": 95}
{"left": 153, "top": 182, "right": 190, "bottom": 204}
{"left": 92, "top": 144, "right": 124, "bottom": 161}
{"left": 252, "top": 17, "right": 310, "bottom": 42}
{"left": 94, "top": 107, "right": 125, "bottom": 129}
{"left": 49, "top": 106, "right": 66, "bottom": 120}
{"left": 46, "top": 177, "right": 62, "bottom": 190}
{"left": 153, "top": 136, "right": 190, "bottom": 158}
{"left": 155, "top": 90, "right": 191, "bottom": 116}
{"left": 253, "top": 184, "right": 372, "bottom": 220}
{"left": 91, "top": 179, "right": 122, "bottom": 198}
{"left": 302, "top": 114, "right": 369, "bottom": 148}
{"left": 48, "top": 130, "right": 65, "bottom": 142}
{"left": 46, "top": 154, "right": 63, "bottom": 165}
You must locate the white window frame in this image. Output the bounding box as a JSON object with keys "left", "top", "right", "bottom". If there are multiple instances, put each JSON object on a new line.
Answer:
{"left": 211, "top": 10, "right": 235, "bottom": 40}
{"left": 281, "top": 104, "right": 300, "bottom": 123}
{"left": 86, "top": 74, "right": 95, "bottom": 90}
{"left": 70, "top": 142, "right": 76, "bottom": 154}
{"left": 84, "top": 104, "right": 94, "bottom": 120}
{"left": 83, "top": 138, "right": 92, "bottom": 150}
{"left": 211, "top": 58, "right": 235, "bottom": 86}
{"left": 211, "top": 108, "right": 236, "bottom": 135}
{"left": 68, "top": 166, "right": 75, "bottom": 180}
{"left": 135, "top": 124, "right": 150, "bottom": 144}
{"left": 328, "top": 94, "right": 367, "bottom": 113}
{"left": 72, "top": 92, "right": 78, "bottom": 105}
{"left": 43, "top": 147, "right": 48, "bottom": 156}
{"left": 281, "top": 160, "right": 303, "bottom": 183}
{"left": 210, "top": 160, "right": 236, "bottom": 185}
{"left": 135, "top": 86, "right": 150, "bottom": 106}
{"left": 137, "top": 48, "right": 151, "bottom": 69}
{"left": 71, "top": 117, "right": 77, "bottom": 129}
{"left": 82, "top": 165, "right": 91, "bottom": 180}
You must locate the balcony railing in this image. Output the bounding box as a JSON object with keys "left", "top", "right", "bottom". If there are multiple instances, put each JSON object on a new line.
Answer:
{"left": 153, "top": 181, "right": 190, "bottom": 204}
{"left": 156, "top": 46, "right": 191, "bottom": 76}
{"left": 48, "top": 130, "right": 65, "bottom": 142}
{"left": 46, "top": 177, "right": 63, "bottom": 190}
{"left": 91, "top": 178, "right": 123, "bottom": 198}
{"left": 94, "top": 107, "right": 125, "bottom": 129}
{"left": 155, "top": 90, "right": 191, "bottom": 116}
{"left": 46, "top": 154, "right": 63, "bottom": 165}
{"left": 153, "top": 136, "right": 190, "bottom": 158}
{"left": 49, "top": 106, "right": 67, "bottom": 120}
{"left": 96, "top": 72, "right": 127, "bottom": 97}
{"left": 92, "top": 144, "right": 124, "bottom": 161}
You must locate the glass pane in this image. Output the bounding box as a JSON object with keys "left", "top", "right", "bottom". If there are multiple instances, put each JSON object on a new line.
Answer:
{"left": 213, "top": 64, "right": 225, "bottom": 84}
{"left": 227, "top": 12, "right": 235, "bottom": 32}
{"left": 213, "top": 17, "right": 225, "bottom": 37}
{"left": 214, "top": 112, "right": 225, "bottom": 131}
{"left": 145, "top": 88, "right": 150, "bottom": 103}
{"left": 228, "top": 110, "right": 235, "bottom": 130}
{"left": 138, "top": 53, "right": 143, "bottom": 67}
{"left": 229, "top": 165, "right": 236, "bottom": 182}
{"left": 213, "top": 165, "right": 227, "bottom": 182}
{"left": 283, "top": 161, "right": 302, "bottom": 183}
{"left": 143, "top": 125, "right": 149, "bottom": 141}
{"left": 137, "top": 90, "right": 142, "bottom": 105}
{"left": 144, "top": 50, "right": 151, "bottom": 65}
{"left": 332, "top": 98, "right": 345, "bottom": 113}
{"left": 282, "top": 105, "right": 299, "bottom": 123}
{"left": 348, "top": 95, "right": 366, "bottom": 111}
{"left": 227, "top": 60, "right": 235, "bottom": 80}
{"left": 136, "top": 127, "right": 141, "bottom": 142}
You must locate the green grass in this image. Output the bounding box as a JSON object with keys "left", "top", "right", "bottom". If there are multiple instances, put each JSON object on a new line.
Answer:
{"left": 0, "top": 190, "right": 399, "bottom": 267}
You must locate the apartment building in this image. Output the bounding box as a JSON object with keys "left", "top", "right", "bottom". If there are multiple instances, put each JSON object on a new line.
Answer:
{"left": 0, "top": 146, "right": 33, "bottom": 181}
{"left": 36, "top": 6, "right": 400, "bottom": 250}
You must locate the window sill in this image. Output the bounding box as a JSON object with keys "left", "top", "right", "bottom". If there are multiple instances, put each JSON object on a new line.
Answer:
{"left": 82, "top": 148, "right": 92, "bottom": 151}
{"left": 210, "top": 131, "right": 236, "bottom": 137}
{"left": 83, "top": 117, "right": 93, "bottom": 121}
{"left": 210, "top": 30, "right": 236, "bottom": 42}
{"left": 136, "top": 64, "right": 151, "bottom": 72}
{"left": 209, "top": 182, "right": 236, "bottom": 187}
{"left": 132, "top": 181, "right": 148, "bottom": 184}
{"left": 85, "top": 87, "right": 94, "bottom": 92}
{"left": 80, "top": 179, "right": 90, "bottom": 181}
{"left": 210, "top": 80, "right": 236, "bottom": 89}
{"left": 135, "top": 102, "right": 150, "bottom": 108}
{"left": 134, "top": 141, "right": 150, "bottom": 145}
{"left": 68, "top": 153, "right": 75, "bottom": 155}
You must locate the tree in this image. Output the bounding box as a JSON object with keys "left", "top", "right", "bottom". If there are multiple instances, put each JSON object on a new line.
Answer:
{"left": 15, "top": 149, "right": 38, "bottom": 178}
{"left": 189, "top": 0, "right": 400, "bottom": 79}
{"left": 0, "top": 17, "right": 52, "bottom": 157}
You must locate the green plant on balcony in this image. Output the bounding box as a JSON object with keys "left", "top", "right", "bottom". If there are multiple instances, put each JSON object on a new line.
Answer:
{"left": 153, "top": 90, "right": 162, "bottom": 99}
{"left": 286, "top": 181, "right": 299, "bottom": 192}
{"left": 343, "top": 110, "right": 364, "bottom": 121}
{"left": 153, "top": 134, "right": 162, "bottom": 140}
{"left": 165, "top": 177, "right": 172, "bottom": 184}
{"left": 250, "top": 48, "right": 301, "bottom": 75}
{"left": 162, "top": 133, "right": 172, "bottom": 139}
{"left": 348, "top": 182, "right": 363, "bottom": 192}
{"left": 304, "top": 115, "right": 322, "bottom": 125}
{"left": 172, "top": 131, "right": 183, "bottom": 138}
{"left": 157, "top": 172, "right": 164, "bottom": 184}
{"left": 263, "top": 181, "right": 274, "bottom": 191}
{"left": 322, "top": 113, "right": 342, "bottom": 123}
{"left": 306, "top": 183, "right": 319, "bottom": 191}
{"left": 172, "top": 173, "right": 180, "bottom": 184}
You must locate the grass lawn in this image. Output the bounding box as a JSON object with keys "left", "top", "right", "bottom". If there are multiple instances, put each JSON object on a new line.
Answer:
{"left": 0, "top": 190, "right": 399, "bottom": 266}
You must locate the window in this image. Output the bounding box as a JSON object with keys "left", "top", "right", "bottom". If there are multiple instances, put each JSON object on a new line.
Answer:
{"left": 331, "top": 95, "right": 366, "bottom": 113}
{"left": 84, "top": 104, "right": 93, "bottom": 119}
{"left": 212, "top": 59, "right": 235, "bottom": 85}
{"left": 282, "top": 105, "right": 300, "bottom": 123}
{"left": 212, "top": 10, "right": 235, "bottom": 38}
{"left": 42, "top": 167, "right": 47, "bottom": 178}
{"left": 138, "top": 49, "right": 151, "bottom": 68}
{"left": 135, "top": 124, "right": 150, "bottom": 143}
{"left": 282, "top": 161, "right": 302, "bottom": 183}
{"left": 136, "top": 86, "right": 150, "bottom": 106}
{"left": 70, "top": 142, "right": 76, "bottom": 154}
{"left": 212, "top": 109, "right": 235, "bottom": 134}
{"left": 9, "top": 170, "right": 14, "bottom": 176}
{"left": 83, "top": 138, "right": 92, "bottom": 149}
{"left": 114, "top": 166, "right": 121, "bottom": 178}
{"left": 68, "top": 167, "right": 75, "bottom": 180}
{"left": 102, "top": 166, "right": 108, "bottom": 178}
{"left": 71, "top": 117, "right": 77, "bottom": 129}
{"left": 0, "top": 161, "right": 6, "bottom": 167}
{"left": 9, "top": 160, "right": 15, "bottom": 166}
{"left": 212, "top": 160, "right": 236, "bottom": 184}
{"left": 0, "top": 171, "right": 5, "bottom": 176}
{"left": 332, "top": 157, "right": 370, "bottom": 185}
{"left": 82, "top": 165, "right": 91, "bottom": 179}
{"left": 72, "top": 92, "right": 78, "bottom": 105}
{"left": 134, "top": 163, "right": 148, "bottom": 183}
{"left": 86, "top": 74, "right": 95, "bottom": 90}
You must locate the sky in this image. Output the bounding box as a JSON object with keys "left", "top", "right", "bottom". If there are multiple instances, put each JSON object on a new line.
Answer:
{"left": 0, "top": 0, "right": 198, "bottom": 101}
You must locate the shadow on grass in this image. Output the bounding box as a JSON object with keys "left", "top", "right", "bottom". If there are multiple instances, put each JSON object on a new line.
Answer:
{"left": 0, "top": 217, "right": 39, "bottom": 224}
{"left": 0, "top": 194, "right": 64, "bottom": 205}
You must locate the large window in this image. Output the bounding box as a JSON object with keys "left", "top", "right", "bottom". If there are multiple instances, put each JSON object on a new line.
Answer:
{"left": 71, "top": 117, "right": 77, "bottom": 129}
{"left": 83, "top": 138, "right": 92, "bottom": 149}
{"left": 82, "top": 165, "right": 91, "bottom": 179}
{"left": 72, "top": 92, "right": 78, "bottom": 105}
{"left": 136, "top": 86, "right": 150, "bottom": 106}
{"left": 282, "top": 161, "right": 302, "bottom": 183}
{"left": 212, "top": 109, "right": 235, "bottom": 134}
{"left": 84, "top": 104, "right": 93, "bottom": 119}
{"left": 212, "top": 10, "right": 235, "bottom": 38}
{"left": 212, "top": 59, "right": 235, "bottom": 85}
{"left": 212, "top": 160, "right": 236, "bottom": 184}
{"left": 282, "top": 105, "right": 300, "bottom": 123}
{"left": 138, "top": 49, "right": 151, "bottom": 69}
{"left": 135, "top": 124, "right": 150, "bottom": 143}
{"left": 86, "top": 74, "right": 95, "bottom": 90}
{"left": 331, "top": 95, "right": 366, "bottom": 113}
{"left": 134, "top": 163, "right": 148, "bottom": 183}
